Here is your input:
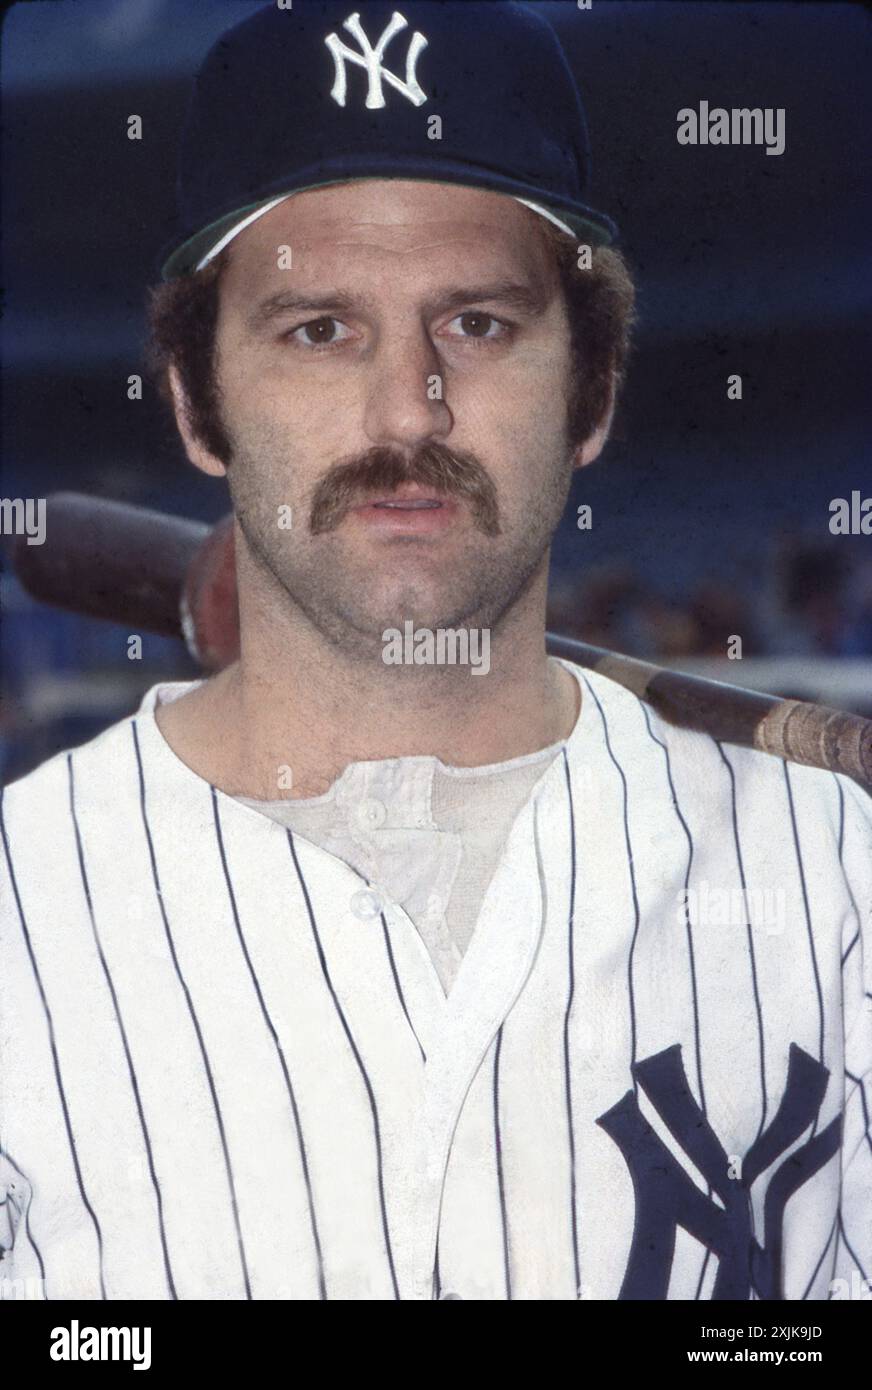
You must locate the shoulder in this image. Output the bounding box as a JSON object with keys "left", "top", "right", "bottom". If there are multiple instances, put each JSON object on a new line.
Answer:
{"left": 2, "top": 708, "right": 137, "bottom": 827}
{"left": 0, "top": 681, "right": 199, "bottom": 868}
{"left": 566, "top": 659, "right": 872, "bottom": 838}
{"left": 564, "top": 662, "right": 871, "bottom": 976}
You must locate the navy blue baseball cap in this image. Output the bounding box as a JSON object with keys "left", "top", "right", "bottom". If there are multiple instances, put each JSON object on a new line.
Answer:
{"left": 158, "top": 0, "right": 618, "bottom": 281}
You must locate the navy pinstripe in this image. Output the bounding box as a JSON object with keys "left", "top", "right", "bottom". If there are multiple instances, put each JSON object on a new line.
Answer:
{"left": 0, "top": 786, "right": 107, "bottom": 1300}
{"left": 69, "top": 752, "right": 177, "bottom": 1300}
{"left": 286, "top": 829, "right": 400, "bottom": 1299}
{"left": 132, "top": 722, "right": 252, "bottom": 1298}
{"left": 211, "top": 788, "right": 326, "bottom": 1298}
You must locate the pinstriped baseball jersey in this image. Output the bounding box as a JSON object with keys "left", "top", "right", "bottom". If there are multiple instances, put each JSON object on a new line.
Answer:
{"left": 1, "top": 660, "right": 870, "bottom": 1300}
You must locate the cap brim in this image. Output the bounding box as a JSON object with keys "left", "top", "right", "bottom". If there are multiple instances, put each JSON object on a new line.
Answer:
{"left": 158, "top": 173, "right": 616, "bottom": 280}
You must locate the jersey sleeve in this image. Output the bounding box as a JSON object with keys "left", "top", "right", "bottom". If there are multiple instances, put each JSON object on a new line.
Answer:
{"left": 831, "top": 776, "right": 872, "bottom": 1298}
{"left": 0, "top": 800, "right": 47, "bottom": 1301}
{"left": 0, "top": 1149, "right": 42, "bottom": 1299}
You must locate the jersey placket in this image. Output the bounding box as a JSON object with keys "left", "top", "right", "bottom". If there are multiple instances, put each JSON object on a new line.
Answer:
{"left": 407, "top": 798, "right": 549, "bottom": 1297}
{"left": 330, "top": 759, "right": 551, "bottom": 1297}
{"left": 335, "top": 758, "right": 464, "bottom": 997}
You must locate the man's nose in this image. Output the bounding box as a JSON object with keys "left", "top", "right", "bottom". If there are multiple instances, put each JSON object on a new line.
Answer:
{"left": 363, "top": 324, "right": 453, "bottom": 450}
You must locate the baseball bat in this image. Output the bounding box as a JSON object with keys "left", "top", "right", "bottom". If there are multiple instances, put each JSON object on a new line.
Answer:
{"left": 9, "top": 491, "right": 872, "bottom": 792}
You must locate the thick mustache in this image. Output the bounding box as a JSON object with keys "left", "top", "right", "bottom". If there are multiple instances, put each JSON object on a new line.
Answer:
{"left": 308, "top": 445, "right": 502, "bottom": 536}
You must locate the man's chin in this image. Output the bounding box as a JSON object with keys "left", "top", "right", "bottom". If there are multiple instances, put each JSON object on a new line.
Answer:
{"left": 334, "top": 591, "right": 493, "bottom": 645}
{"left": 354, "top": 608, "right": 482, "bottom": 641}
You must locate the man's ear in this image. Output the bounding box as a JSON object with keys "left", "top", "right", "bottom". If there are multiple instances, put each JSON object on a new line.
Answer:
{"left": 168, "top": 364, "right": 227, "bottom": 478}
{"left": 571, "top": 373, "right": 617, "bottom": 471}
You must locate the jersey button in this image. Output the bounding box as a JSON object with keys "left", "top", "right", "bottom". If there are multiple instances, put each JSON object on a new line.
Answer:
{"left": 439, "top": 1291, "right": 463, "bottom": 1300}
{"left": 350, "top": 888, "right": 383, "bottom": 920}
{"left": 355, "top": 798, "right": 387, "bottom": 830}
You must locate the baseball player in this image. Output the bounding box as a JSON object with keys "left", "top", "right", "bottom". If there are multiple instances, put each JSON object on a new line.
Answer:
{"left": 1, "top": 1, "right": 870, "bottom": 1302}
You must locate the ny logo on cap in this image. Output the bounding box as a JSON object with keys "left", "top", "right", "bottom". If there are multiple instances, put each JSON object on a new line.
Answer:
{"left": 325, "top": 10, "right": 428, "bottom": 110}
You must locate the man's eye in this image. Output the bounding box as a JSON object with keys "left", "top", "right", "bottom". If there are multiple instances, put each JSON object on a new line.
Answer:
{"left": 287, "top": 317, "right": 352, "bottom": 348}
{"left": 443, "top": 311, "right": 507, "bottom": 342}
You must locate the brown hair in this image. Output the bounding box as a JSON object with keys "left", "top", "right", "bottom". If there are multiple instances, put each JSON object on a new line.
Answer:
{"left": 535, "top": 218, "right": 636, "bottom": 448}
{"left": 145, "top": 215, "right": 636, "bottom": 463}
{"left": 145, "top": 252, "right": 233, "bottom": 462}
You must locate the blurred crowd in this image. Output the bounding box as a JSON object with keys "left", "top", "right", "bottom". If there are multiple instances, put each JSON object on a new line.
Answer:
{"left": 548, "top": 535, "right": 872, "bottom": 661}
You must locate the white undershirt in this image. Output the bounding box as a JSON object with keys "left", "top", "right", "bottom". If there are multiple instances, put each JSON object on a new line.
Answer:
{"left": 237, "top": 746, "right": 563, "bottom": 995}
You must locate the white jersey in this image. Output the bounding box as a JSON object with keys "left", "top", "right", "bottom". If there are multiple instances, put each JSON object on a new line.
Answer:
{"left": 1, "top": 660, "right": 870, "bottom": 1301}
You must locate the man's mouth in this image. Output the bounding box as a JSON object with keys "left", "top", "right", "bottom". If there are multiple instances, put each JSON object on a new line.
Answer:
{"left": 371, "top": 498, "right": 443, "bottom": 510}
{"left": 348, "top": 485, "right": 459, "bottom": 534}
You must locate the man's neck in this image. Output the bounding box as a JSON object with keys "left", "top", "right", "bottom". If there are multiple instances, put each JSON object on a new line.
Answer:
{"left": 154, "top": 581, "right": 579, "bottom": 801}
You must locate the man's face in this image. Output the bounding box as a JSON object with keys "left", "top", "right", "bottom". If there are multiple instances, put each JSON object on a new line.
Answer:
{"left": 207, "top": 178, "right": 579, "bottom": 652}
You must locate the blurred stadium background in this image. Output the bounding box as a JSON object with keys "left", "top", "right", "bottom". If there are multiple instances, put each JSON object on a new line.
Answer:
{"left": 1, "top": 0, "right": 870, "bottom": 783}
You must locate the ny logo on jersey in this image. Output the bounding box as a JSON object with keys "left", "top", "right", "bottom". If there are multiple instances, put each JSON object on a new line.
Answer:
{"left": 325, "top": 10, "right": 428, "bottom": 110}
{"left": 597, "top": 1042, "right": 840, "bottom": 1300}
